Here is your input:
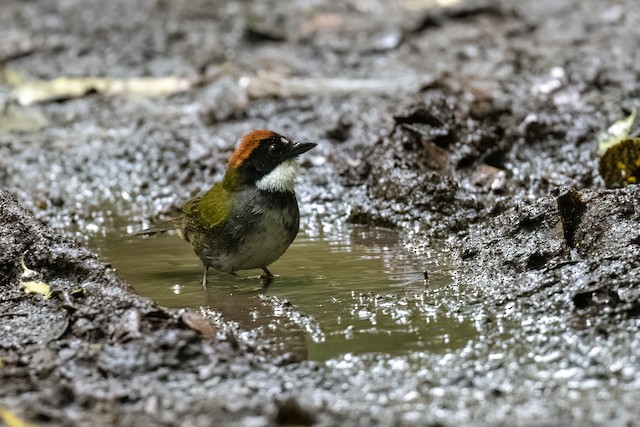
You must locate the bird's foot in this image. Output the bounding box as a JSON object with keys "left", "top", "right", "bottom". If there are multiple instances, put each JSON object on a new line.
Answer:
{"left": 260, "top": 267, "right": 274, "bottom": 286}
{"left": 201, "top": 266, "right": 209, "bottom": 289}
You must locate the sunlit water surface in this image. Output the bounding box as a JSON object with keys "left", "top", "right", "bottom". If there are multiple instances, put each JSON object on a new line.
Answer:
{"left": 91, "top": 226, "right": 476, "bottom": 361}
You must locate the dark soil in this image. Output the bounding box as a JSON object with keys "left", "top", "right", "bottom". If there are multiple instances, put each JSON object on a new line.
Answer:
{"left": 1, "top": 0, "right": 640, "bottom": 425}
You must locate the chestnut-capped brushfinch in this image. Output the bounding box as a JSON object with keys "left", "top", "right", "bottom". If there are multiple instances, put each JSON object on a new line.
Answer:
{"left": 137, "top": 130, "right": 316, "bottom": 286}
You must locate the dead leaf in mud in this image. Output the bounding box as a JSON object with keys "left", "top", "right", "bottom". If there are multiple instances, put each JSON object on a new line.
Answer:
{"left": 0, "top": 407, "right": 37, "bottom": 427}
{"left": 180, "top": 310, "right": 217, "bottom": 339}
{"left": 9, "top": 72, "right": 199, "bottom": 106}
{"left": 599, "top": 138, "right": 640, "bottom": 188}
{"left": 112, "top": 309, "right": 142, "bottom": 342}
{"left": 19, "top": 257, "right": 51, "bottom": 299}
{"left": 598, "top": 108, "right": 637, "bottom": 155}
{"left": 21, "top": 280, "right": 52, "bottom": 299}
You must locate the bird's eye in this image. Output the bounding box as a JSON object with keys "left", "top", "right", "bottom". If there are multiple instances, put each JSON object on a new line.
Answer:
{"left": 268, "top": 144, "right": 279, "bottom": 155}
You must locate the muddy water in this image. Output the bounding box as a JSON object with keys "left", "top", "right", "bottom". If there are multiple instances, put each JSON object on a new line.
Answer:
{"left": 91, "top": 225, "right": 476, "bottom": 361}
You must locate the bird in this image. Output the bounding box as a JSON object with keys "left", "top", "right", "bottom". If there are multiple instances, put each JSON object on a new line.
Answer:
{"left": 136, "top": 130, "right": 316, "bottom": 287}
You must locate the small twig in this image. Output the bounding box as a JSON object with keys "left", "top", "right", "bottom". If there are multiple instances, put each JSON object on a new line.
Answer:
{"left": 0, "top": 312, "right": 28, "bottom": 318}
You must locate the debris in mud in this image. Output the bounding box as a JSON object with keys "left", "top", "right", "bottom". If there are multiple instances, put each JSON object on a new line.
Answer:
{"left": 19, "top": 257, "right": 52, "bottom": 299}
{"left": 7, "top": 71, "right": 203, "bottom": 106}
{"left": 597, "top": 108, "right": 637, "bottom": 155}
{"left": 598, "top": 108, "right": 640, "bottom": 188}
{"left": 20, "top": 280, "right": 52, "bottom": 299}
{"left": 180, "top": 310, "right": 217, "bottom": 339}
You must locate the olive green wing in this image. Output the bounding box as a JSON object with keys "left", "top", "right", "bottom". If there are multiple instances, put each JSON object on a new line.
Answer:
{"left": 182, "top": 184, "right": 230, "bottom": 231}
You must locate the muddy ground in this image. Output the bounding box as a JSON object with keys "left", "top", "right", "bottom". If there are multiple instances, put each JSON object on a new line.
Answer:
{"left": 1, "top": 0, "right": 640, "bottom": 425}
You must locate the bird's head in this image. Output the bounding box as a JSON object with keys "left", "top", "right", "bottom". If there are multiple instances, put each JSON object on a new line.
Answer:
{"left": 224, "top": 130, "right": 316, "bottom": 192}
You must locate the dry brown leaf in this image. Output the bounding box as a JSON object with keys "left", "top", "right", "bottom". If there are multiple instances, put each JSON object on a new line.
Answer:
{"left": 181, "top": 310, "right": 217, "bottom": 339}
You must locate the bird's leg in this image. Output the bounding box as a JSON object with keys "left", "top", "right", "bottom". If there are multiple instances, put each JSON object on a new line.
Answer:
{"left": 202, "top": 266, "right": 209, "bottom": 288}
{"left": 260, "top": 267, "right": 274, "bottom": 286}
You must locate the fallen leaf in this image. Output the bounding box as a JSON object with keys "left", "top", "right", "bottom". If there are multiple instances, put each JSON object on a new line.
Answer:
{"left": 0, "top": 407, "right": 37, "bottom": 427}
{"left": 181, "top": 310, "right": 217, "bottom": 339}
{"left": 598, "top": 108, "right": 637, "bottom": 155}
{"left": 19, "top": 257, "right": 51, "bottom": 299}
{"left": 22, "top": 280, "right": 52, "bottom": 299}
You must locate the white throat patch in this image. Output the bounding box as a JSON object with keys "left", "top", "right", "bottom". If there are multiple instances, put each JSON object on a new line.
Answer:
{"left": 255, "top": 159, "right": 300, "bottom": 193}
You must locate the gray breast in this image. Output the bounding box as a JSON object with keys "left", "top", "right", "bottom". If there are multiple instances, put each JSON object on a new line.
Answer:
{"left": 199, "top": 188, "right": 299, "bottom": 272}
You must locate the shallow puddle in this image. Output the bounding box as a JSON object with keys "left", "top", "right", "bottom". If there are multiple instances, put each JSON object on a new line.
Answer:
{"left": 91, "top": 225, "right": 476, "bottom": 361}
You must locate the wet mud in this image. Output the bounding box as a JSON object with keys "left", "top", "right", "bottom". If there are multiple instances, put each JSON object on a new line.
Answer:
{"left": 2, "top": 0, "right": 640, "bottom": 425}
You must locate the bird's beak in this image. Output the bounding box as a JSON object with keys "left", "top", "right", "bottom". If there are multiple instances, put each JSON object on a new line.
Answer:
{"left": 288, "top": 141, "right": 317, "bottom": 157}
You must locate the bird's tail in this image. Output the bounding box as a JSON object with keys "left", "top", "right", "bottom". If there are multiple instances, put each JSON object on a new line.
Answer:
{"left": 132, "top": 217, "right": 183, "bottom": 236}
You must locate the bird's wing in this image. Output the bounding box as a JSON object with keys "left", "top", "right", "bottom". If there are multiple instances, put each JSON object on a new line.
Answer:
{"left": 182, "top": 185, "right": 230, "bottom": 231}
{"left": 182, "top": 195, "right": 204, "bottom": 231}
